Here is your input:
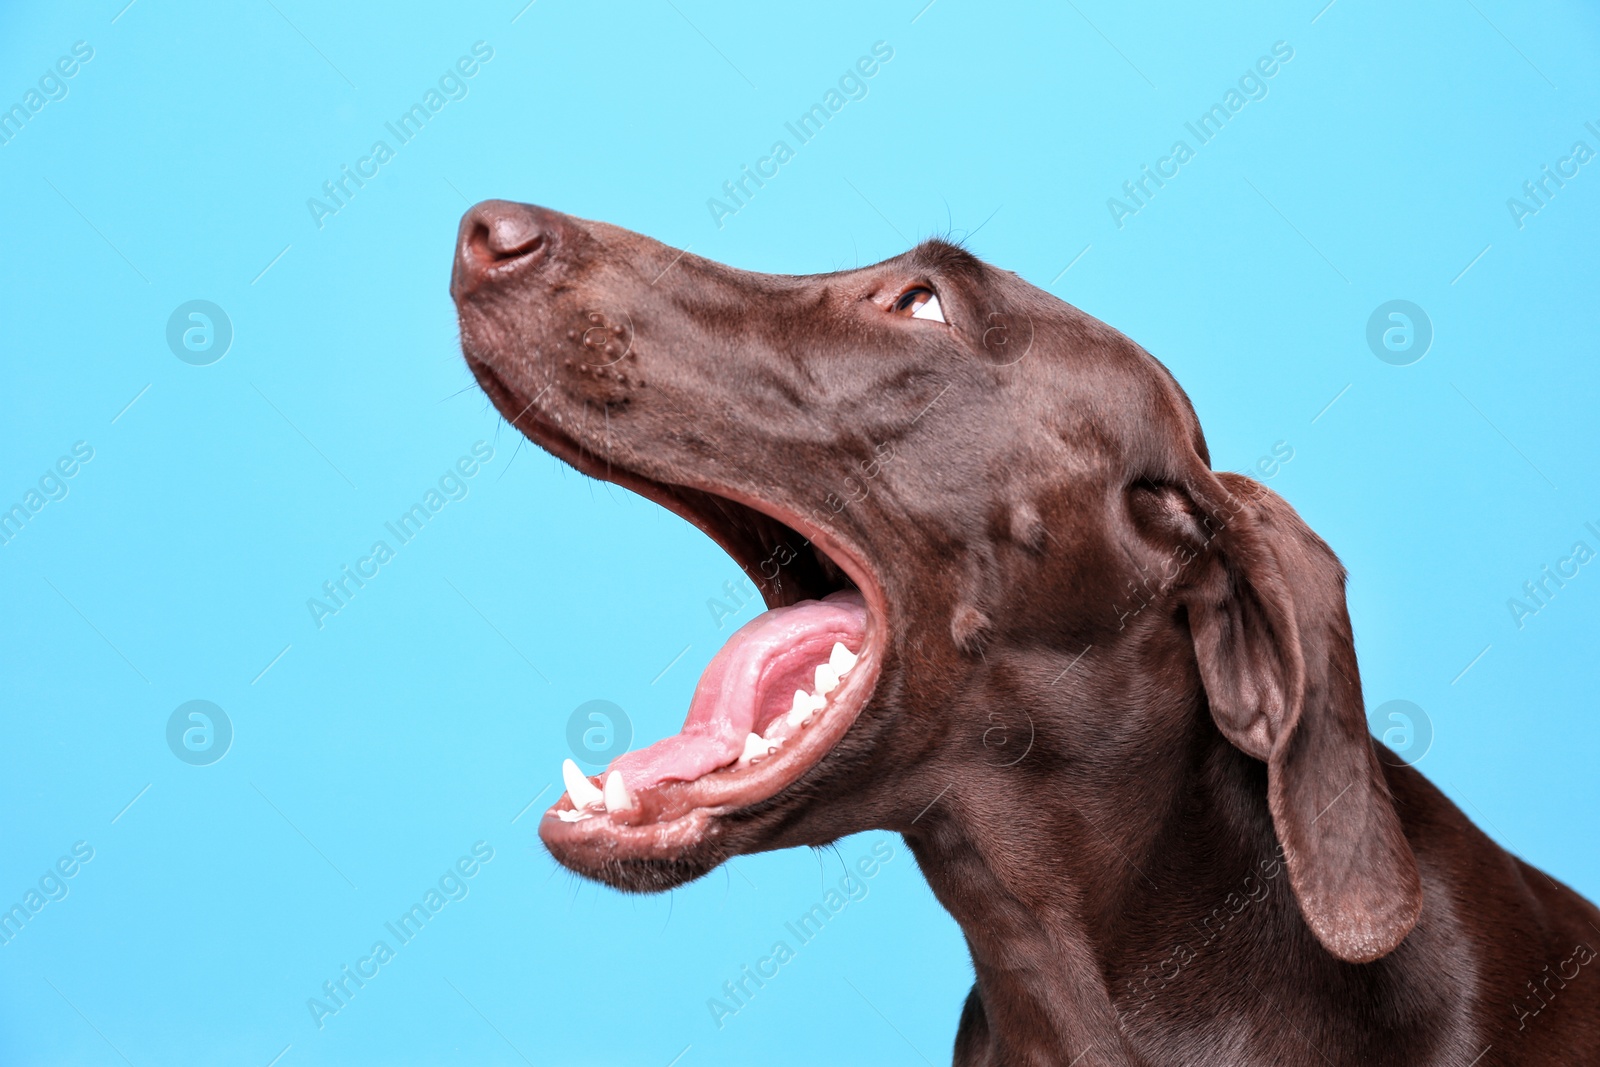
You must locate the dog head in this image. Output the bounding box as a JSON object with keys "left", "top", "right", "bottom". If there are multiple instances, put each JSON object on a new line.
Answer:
{"left": 451, "top": 201, "right": 1420, "bottom": 963}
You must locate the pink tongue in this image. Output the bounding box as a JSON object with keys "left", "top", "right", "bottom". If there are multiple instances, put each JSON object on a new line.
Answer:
{"left": 609, "top": 591, "right": 866, "bottom": 790}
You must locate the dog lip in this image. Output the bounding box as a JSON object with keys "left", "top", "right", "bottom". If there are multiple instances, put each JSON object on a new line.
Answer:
{"left": 537, "top": 803, "right": 723, "bottom": 870}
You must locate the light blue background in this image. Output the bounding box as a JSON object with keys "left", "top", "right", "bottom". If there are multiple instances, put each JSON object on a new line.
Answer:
{"left": 2, "top": 1, "right": 1597, "bottom": 1064}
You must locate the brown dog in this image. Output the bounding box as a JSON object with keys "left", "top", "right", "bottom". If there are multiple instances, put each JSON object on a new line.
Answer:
{"left": 450, "top": 200, "right": 1600, "bottom": 1065}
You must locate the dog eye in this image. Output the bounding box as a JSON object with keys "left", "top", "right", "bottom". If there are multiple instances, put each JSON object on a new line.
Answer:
{"left": 892, "top": 287, "right": 946, "bottom": 323}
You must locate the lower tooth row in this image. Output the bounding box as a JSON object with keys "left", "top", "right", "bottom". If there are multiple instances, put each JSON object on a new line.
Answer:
{"left": 556, "top": 642, "right": 860, "bottom": 814}
{"left": 744, "top": 641, "right": 858, "bottom": 765}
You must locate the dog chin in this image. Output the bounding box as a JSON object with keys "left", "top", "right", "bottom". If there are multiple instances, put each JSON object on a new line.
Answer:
{"left": 542, "top": 813, "right": 732, "bottom": 893}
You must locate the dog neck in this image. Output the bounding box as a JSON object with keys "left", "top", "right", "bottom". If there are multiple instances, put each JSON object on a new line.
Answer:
{"left": 902, "top": 677, "right": 1295, "bottom": 1065}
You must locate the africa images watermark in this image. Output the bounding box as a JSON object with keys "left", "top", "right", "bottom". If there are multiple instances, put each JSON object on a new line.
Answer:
{"left": 306, "top": 441, "right": 495, "bottom": 629}
{"left": 306, "top": 41, "right": 495, "bottom": 230}
{"left": 1513, "top": 942, "right": 1594, "bottom": 1034}
{"left": 706, "top": 572, "right": 762, "bottom": 630}
{"left": 1118, "top": 842, "right": 1295, "bottom": 1023}
{"left": 306, "top": 841, "right": 495, "bottom": 1030}
{"left": 706, "top": 41, "right": 895, "bottom": 230}
{"left": 706, "top": 838, "right": 897, "bottom": 1029}
{"left": 1106, "top": 41, "right": 1296, "bottom": 230}
{"left": 741, "top": 436, "right": 899, "bottom": 604}
{"left": 0, "top": 440, "right": 95, "bottom": 549}
{"left": 0, "top": 40, "right": 94, "bottom": 149}
{"left": 1506, "top": 118, "right": 1600, "bottom": 231}
{"left": 0, "top": 841, "right": 96, "bottom": 948}
{"left": 1505, "top": 520, "right": 1600, "bottom": 631}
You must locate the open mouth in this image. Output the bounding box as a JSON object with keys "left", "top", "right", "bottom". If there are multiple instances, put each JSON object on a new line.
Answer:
{"left": 465, "top": 358, "right": 885, "bottom": 877}
{"left": 564, "top": 592, "right": 868, "bottom": 811}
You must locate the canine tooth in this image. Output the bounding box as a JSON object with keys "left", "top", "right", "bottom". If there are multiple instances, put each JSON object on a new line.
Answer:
{"left": 814, "top": 663, "right": 840, "bottom": 696}
{"left": 829, "top": 642, "right": 858, "bottom": 677}
{"left": 562, "top": 758, "right": 604, "bottom": 810}
{"left": 603, "top": 771, "right": 634, "bottom": 811}
{"left": 741, "top": 732, "right": 775, "bottom": 762}
{"left": 786, "top": 688, "right": 825, "bottom": 727}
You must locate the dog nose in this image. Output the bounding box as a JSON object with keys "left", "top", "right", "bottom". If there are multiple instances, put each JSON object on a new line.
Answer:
{"left": 452, "top": 200, "right": 563, "bottom": 294}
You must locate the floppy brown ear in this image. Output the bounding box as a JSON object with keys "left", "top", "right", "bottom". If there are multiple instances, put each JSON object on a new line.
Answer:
{"left": 1179, "top": 472, "right": 1422, "bottom": 964}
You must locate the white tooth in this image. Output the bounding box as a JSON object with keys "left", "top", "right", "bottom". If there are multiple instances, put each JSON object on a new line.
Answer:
{"left": 787, "top": 688, "right": 826, "bottom": 727}
{"left": 814, "top": 663, "right": 840, "bottom": 696}
{"left": 603, "top": 771, "right": 634, "bottom": 811}
{"left": 829, "top": 641, "right": 858, "bottom": 677}
{"left": 741, "top": 732, "right": 774, "bottom": 762}
{"left": 562, "top": 758, "right": 604, "bottom": 810}
{"left": 556, "top": 808, "right": 590, "bottom": 822}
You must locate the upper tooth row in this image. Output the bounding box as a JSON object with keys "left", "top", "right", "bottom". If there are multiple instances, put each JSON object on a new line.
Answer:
{"left": 557, "top": 641, "right": 860, "bottom": 816}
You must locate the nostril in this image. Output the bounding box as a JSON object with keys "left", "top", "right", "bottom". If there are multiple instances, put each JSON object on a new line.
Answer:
{"left": 465, "top": 221, "right": 495, "bottom": 266}
{"left": 461, "top": 202, "right": 550, "bottom": 277}
{"left": 467, "top": 220, "right": 534, "bottom": 266}
{"left": 468, "top": 221, "right": 542, "bottom": 266}
{"left": 483, "top": 213, "right": 545, "bottom": 261}
{"left": 453, "top": 201, "right": 568, "bottom": 298}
